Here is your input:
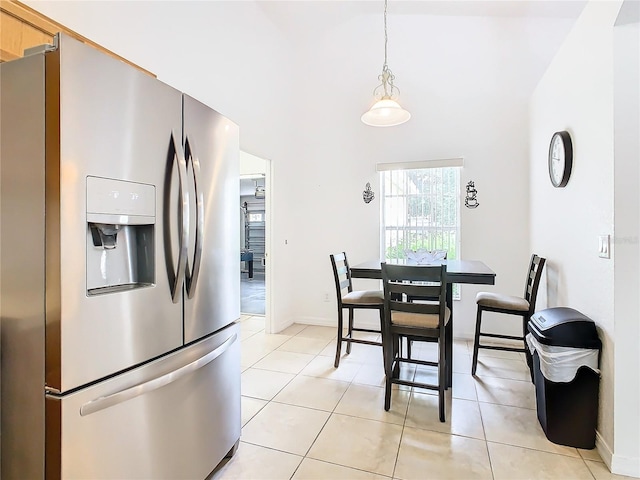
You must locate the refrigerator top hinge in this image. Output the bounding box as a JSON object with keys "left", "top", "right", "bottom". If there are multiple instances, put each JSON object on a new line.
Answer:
{"left": 45, "top": 386, "right": 62, "bottom": 396}
{"left": 23, "top": 35, "right": 59, "bottom": 57}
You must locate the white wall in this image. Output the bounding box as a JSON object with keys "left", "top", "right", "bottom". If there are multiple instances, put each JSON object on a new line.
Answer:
{"left": 240, "top": 151, "right": 267, "bottom": 177}
{"left": 530, "top": 1, "right": 639, "bottom": 475}
{"left": 283, "top": 12, "right": 545, "bottom": 338}
{"left": 23, "top": 0, "right": 579, "bottom": 338}
{"left": 613, "top": 1, "right": 640, "bottom": 476}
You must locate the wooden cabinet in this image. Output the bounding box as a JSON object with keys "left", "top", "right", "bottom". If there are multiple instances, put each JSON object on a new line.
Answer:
{"left": 0, "top": 5, "right": 52, "bottom": 61}
{"left": 0, "top": 0, "right": 154, "bottom": 76}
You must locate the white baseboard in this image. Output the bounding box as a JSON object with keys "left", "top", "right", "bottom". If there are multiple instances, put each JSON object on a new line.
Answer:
{"left": 597, "top": 431, "right": 614, "bottom": 470}
{"left": 268, "top": 317, "right": 332, "bottom": 334}
{"left": 612, "top": 456, "right": 640, "bottom": 478}
{"left": 296, "top": 316, "right": 333, "bottom": 328}
{"left": 269, "top": 317, "right": 293, "bottom": 334}
{"left": 612, "top": 452, "right": 640, "bottom": 478}
{"left": 596, "top": 430, "right": 640, "bottom": 478}
{"left": 295, "top": 316, "right": 381, "bottom": 331}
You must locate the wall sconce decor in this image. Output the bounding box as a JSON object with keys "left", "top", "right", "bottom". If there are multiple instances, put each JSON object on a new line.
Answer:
{"left": 464, "top": 181, "right": 479, "bottom": 209}
{"left": 363, "top": 182, "right": 375, "bottom": 204}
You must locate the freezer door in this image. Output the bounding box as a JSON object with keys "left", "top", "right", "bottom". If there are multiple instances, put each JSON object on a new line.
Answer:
{"left": 47, "top": 323, "right": 240, "bottom": 479}
{"left": 1, "top": 53, "right": 48, "bottom": 480}
{"left": 183, "top": 95, "right": 240, "bottom": 343}
{"left": 50, "top": 35, "right": 184, "bottom": 392}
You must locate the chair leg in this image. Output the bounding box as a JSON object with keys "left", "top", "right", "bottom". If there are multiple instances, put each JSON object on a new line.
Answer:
{"left": 471, "top": 307, "right": 483, "bottom": 376}
{"left": 392, "top": 335, "right": 400, "bottom": 378}
{"left": 378, "top": 308, "right": 386, "bottom": 369}
{"left": 445, "top": 320, "right": 453, "bottom": 388}
{"left": 439, "top": 334, "right": 446, "bottom": 422}
{"left": 382, "top": 334, "right": 395, "bottom": 412}
{"left": 334, "top": 307, "right": 344, "bottom": 368}
{"left": 346, "top": 308, "right": 354, "bottom": 354}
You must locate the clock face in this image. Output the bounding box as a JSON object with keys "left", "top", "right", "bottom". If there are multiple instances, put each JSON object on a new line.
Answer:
{"left": 548, "top": 131, "right": 572, "bottom": 187}
{"left": 550, "top": 136, "right": 565, "bottom": 183}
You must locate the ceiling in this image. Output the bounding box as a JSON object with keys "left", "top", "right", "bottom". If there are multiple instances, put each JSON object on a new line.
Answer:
{"left": 256, "top": 0, "right": 589, "bottom": 135}
{"left": 22, "top": 0, "right": 590, "bottom": 151}
{"left": 257, "top": 1, "right": 587, "bottom": 42}
{"left": 240, "top": 176, "right": 266, "bottom": 197}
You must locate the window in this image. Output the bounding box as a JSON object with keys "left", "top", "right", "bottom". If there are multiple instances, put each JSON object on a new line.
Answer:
{"left": 380, "top": 164, "right": 461, "bottom": 264}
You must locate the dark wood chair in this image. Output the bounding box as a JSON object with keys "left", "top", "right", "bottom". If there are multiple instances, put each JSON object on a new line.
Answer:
{"left": 471, "top": 254, "right": 546, "bottom": 378}
{"left": 406, "top": 250, "right": 447, "bottom": 358}
{"left": 381, "top": 263, "right": 449, "bottom": 422}
{"left": 330, "top": 252, "right": 384, "bottom": 368}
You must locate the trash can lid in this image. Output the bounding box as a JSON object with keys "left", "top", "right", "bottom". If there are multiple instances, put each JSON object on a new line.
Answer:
{"left": 528, "top": 307, "right": 602, "bottom": 349}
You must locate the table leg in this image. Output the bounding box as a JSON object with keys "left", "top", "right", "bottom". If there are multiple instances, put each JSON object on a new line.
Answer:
{"left": 446, "top": 283, "right": 453, "bottom": 389}
{"left": 248, "top": 260, "right": 253, "bottom": 279}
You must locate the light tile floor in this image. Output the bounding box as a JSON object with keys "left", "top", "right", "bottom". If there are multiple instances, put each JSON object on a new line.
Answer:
{"left": 210, "top": 315, "right": 631, "bottom": 480}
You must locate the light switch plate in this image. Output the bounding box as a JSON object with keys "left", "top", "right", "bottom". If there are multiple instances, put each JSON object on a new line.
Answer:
{"left": 598, "top": 234, "right": 610, "bottom": 258}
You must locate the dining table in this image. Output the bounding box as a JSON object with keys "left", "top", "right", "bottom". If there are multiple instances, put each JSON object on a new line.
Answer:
{"left": 349, "top": 259, "right": 496, "bottom": 388}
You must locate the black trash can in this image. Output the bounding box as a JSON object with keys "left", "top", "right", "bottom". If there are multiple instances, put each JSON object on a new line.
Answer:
{"left": 527, "top": 307, "right": 602, "bottom": 449}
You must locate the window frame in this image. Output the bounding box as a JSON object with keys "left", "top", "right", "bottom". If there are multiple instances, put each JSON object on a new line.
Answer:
{"left": 378, "top": 158, "right": 463, "bottom": 298}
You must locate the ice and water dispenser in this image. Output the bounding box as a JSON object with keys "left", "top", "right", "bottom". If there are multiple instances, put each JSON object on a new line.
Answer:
{"left": 86, "top": 176, "right": 155, "bottom": 295}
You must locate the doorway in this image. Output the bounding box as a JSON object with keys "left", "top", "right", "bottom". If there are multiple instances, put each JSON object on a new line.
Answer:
{"left": 239, "top": 152, "right": 269, "bottom": 320}
{"left": 240, "top": 176, "right": 265, "bottom": 314}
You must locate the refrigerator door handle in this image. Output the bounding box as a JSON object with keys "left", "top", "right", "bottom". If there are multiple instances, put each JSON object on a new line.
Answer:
{"left": 79, "top": 333, "right": 237, "bottom": 417}
{"left": 184, "top": 135, "right": 204, "bottom": 299}
{"left": 170, "top": 131, "right": 189, "bottom": 303}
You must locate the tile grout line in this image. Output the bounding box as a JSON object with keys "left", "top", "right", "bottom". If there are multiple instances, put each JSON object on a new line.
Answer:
{"left": 475, "top": 379, "right": 496, "bottom": 480}
{"left": 391, "top": 378, "right": 415, "bottom": 480}
{"left": 291, "top": 332, "right": 387, "bottom": 479}
{"left": 238, "top": 319, "right": 606, "bottom": 479}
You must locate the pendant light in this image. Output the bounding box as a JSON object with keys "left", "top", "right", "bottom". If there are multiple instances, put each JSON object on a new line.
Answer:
{"left": 361, "top": 0, "right": 411, "bottom": 127}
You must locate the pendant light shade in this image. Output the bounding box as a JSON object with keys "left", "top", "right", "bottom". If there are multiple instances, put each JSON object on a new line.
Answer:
{"left": 361, "top": 98, "right": 411, "bottom": 127}
{"left": 362, "top": 0, "right": 410, "bottom": 127}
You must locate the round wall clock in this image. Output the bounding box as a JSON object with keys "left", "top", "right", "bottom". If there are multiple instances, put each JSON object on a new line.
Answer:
{"left": 548, "top": 131, "right": 573, "bottom": 188}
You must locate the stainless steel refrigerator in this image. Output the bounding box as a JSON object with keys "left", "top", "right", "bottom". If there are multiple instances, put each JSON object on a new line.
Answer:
{"left": 0, "top": 33, "right": 241, "bottom": 479}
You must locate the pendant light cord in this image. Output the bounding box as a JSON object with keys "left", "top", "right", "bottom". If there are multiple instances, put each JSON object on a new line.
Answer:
{"left": 383, "top": 0, "right": 388, "bottom": 68}
{"left": 361, "top": 0, "right": 411, "bottom": 125}
{"left": 379, "top": 0, "right": 395, "bottom": 99}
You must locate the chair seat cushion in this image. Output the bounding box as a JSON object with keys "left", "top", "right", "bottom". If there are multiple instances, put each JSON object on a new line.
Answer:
{"left": 391, "top": 307, "right": 451, "bottom": 328}
{"left": 476, "top": 292, "right": 529, "bottom": 312}
{"left": 342, "top": 290, "right": 384, "bottom": 305}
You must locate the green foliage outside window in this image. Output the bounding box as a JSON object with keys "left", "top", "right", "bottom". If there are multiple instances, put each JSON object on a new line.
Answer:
{"left": 385, "top": 233, "right": 457, "bottom": 260}
{"left": 382, "top": 167, "right": 459, "bottom": 262}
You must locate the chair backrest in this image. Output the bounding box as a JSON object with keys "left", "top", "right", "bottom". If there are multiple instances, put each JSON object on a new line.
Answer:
{"left": 435, "top": 250, "right": 448, "bottom": 260}
{"left": 404, "top": 250, "right": 447, "bottom": 301}
{"left": 524, "top": 254, "right": 546, "bottom": 314}
{"left": 381, "top": 263, "right": 448, "bottom": 329}
{"left": 329, "top": 252, "right": 353, "bottom": 305}
{"left": 404, "top": 249, "right": 448, "bottom": 263}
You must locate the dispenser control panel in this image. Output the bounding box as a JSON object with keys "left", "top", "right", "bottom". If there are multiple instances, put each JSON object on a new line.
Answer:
{"left": 86, "top": 176, "right": 155, "bottom": 220}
